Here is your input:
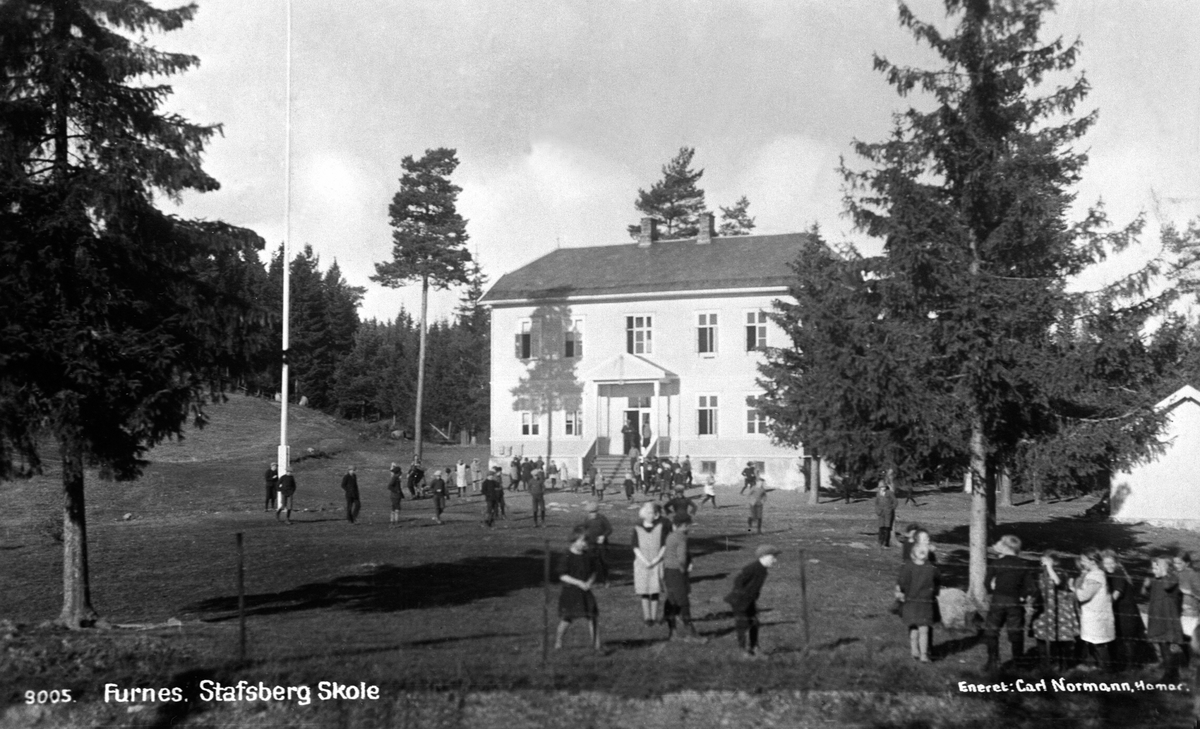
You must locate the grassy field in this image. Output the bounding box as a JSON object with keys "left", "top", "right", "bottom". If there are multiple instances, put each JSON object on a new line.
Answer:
{"left": 2, "top": 395, "right": 1198, "bottom": 728}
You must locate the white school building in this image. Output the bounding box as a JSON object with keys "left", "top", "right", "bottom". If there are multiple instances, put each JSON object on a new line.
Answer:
{"left": 480, "top": 216, "right": 813, "bottom": 489}
{"left": 1110, "top": 384, "right": 1200, "bottom": 530}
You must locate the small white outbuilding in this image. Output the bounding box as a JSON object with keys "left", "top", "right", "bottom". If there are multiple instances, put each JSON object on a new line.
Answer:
{"left": 1110, "top": 385, "right": 1200, "bottom": 530}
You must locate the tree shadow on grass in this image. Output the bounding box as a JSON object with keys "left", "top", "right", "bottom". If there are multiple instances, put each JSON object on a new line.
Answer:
{"left": 928, "top": 516, "right": 1154, "bottom": 591}
{"left": 934, "top": 630, "right": 982, "bottom": 659}
{"left": 189, "top": 551, "right": 547, "bottom": 620}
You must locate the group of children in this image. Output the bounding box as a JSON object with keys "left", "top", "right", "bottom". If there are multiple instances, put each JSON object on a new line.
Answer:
{"left": 556, "top": 499, "right": 781, "bottom": 660}
{"left": 891, "top": 522, "right": 1200, "bottom": 680}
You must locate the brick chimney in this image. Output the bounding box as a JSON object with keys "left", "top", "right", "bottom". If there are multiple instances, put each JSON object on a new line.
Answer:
{"left": 637, "top": 217, "right": 657, "bottom": 248}
{"left": 697, "top": 212, "right": 714, "bottom": 244}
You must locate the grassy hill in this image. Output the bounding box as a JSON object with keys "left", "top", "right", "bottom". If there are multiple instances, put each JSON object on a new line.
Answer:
{"left": 148, "top": 394, "right": 357, "bottom": 465}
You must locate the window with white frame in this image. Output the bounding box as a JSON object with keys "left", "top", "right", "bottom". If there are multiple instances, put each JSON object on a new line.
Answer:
{"left": 626, "top": 315, "right": 653, "bottom": 355}
{"left": 745, "top": 310, "right": 768, "bottom": 351}
{"left": 515, "top": 318, "right": 542, "bottom": 360}
{"left": 700, "top": 460, "right": 717, "bottom": 475}
{"left": 520, "top": 411, "right": 539, "bottom": 436}
{"left": 697, "top": 394, "right": 718, "bottom": 436}
{"left": 564, "top": 317, "right": 583, "bottom": 359}
{"left": 564, "top": 410, "right": 583, "bottom": 436}
{"left": 697, "top": 312, "right": 717, "bottom": 356}
{"left": 746, "top": 395, "right": 768, "bottom": 434}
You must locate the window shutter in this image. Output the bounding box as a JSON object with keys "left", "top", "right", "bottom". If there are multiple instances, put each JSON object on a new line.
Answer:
{"left": 514, "top": 332, "right": 522, "bottom": 359}
{"left": 531, "top": 318, "right": 543, "bottom": 359}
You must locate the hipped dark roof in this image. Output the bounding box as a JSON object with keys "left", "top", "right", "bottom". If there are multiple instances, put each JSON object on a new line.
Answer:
{"left": 481, "top": 232, "right": 811, "bottom": 304}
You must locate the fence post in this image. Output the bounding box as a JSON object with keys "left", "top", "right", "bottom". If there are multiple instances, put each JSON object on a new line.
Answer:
{"left": 799, "top": 548, "right": 810, "bottom": 651}
{"left": 543, "top": 540, "right": 551, "bottom": 664}
{"left": 236, "top": 532, "right": 246, "bottom": 662}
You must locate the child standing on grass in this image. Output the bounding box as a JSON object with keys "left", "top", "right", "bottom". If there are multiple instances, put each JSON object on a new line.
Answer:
{"left": 1101, "top": 549, "right": 1147, "bottom": 670}
{"left": 724, "top": 544, "right": 780, "bottom": 660}
{"left": 429, "top": 469, "right": 450, "bottom": 524}
{"left": 895, "top": 543, "right": 938, "bottom": 662}
{"left": 747, "top": 482, "right": 769, "bottom": 534}
{"left": 481, "top": 467, "right": 502, "bottom": 528}
{"left": 1072, "top": 548, "right": 1115, "bottom": 671}
{"left": 897, "top": 523, "right": 920, "bottom": 561}
{"left": 983, "top": 534, "right": 1036, "bottom": 671}
{"left": 632, "top": 502, "right": 669, "bottom": 626}
{"left": 1174, "top": 552, "right": 1200, "bottom": 663}
{"left": 387, "top": 462, "right": 404, "bottom": 526}
{"left": 1145, "top": 555, "right": 1184, "bottom": 682}
{"left": 529, "top": 468, "right": 547, "bottom": 528}
{"left": 663, "top": 513, "right": 706, "bottom": 643}
{"left": 875, "top": 483, "right": 897, "bottom": 549}
{"left": 1032, "top": 551, "right": 1080, "bottom": 669}
{"left": 555, "top": 526, "right": 602, "bottom": 652}
{"left": 455, "top": 459, "right": 468, "bottom": 498}
{"left": 276, "top": 468, "right": 296, "bottom": 524}
{"left": 340, "top": 465, "right": 360, "bottom": 524}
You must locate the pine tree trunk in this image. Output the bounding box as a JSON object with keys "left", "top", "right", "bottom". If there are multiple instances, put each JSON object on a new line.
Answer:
{"left": 58, "top": 436, "right": 99, "bottom": 629}
{"left": 968, "top": 407, "right": 989, "bottom": 607}
{"left": 808, "top": 457, "right": 819, "bottom": 505}
{"left": 414, "top": 275, "right": 428, "bottom": 463}
{"left": 986, "top": 456, "right": 997, "bottom": 534}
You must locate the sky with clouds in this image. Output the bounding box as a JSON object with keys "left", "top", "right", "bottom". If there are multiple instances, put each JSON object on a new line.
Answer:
{"left": 156, "top": 0, "right": 1200, "bottom": 322}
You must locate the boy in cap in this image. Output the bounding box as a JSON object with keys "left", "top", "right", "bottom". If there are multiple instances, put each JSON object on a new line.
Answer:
{"left": 275, "top": 468, "right": 297, "bottom": 524}
{"left": 263, "top": 462, "right": 278, "bottom": 511}
{"left": 983, "top": 534, "right": 1037, "bottom": 670}
{"left": 481, "top": 466, "right": 503, "bottom": 527}
{"left": 725, "top": 544, "right": 781, "bottom": 659}
{"left": 663, "top": 512, "right": 706, "bottom": 643}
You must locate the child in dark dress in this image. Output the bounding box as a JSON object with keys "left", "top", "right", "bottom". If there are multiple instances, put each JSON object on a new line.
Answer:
{"left": 555, "top": 526, "right": 601, "bottom": 651}
{"left": 1144, "top": 556, "right": 1184, "bottom": 682}
{"left": 1101, "top": 549, "right": 1148, "bottom": 669}
{"left": 896, "top": 544, "right": 939, "bottom": 662}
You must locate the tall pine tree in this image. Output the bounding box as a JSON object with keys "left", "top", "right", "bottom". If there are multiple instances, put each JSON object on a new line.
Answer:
{"left": 373, "top": 148, "right": 472, "bottom": 462}
{"left": 627, "top": 147, "right": 707, "bottom": 240}
{"left": 0, "top": 0, "right": 270, "bottom": 627}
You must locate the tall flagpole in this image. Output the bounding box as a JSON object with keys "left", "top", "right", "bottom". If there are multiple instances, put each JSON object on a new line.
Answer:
{"left": 277, "top": 0, "right": 292, "bottom": 473}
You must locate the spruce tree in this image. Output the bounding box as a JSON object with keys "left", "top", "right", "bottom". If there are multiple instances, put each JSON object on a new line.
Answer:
{"left": 0, "top": 0, "right": 270, "bottom": 627}
{"left": 373, "top": 149, "right": 472, "bottom": 462}
{"left": 763, "top": 0, "right": 1189, "bottom": 604}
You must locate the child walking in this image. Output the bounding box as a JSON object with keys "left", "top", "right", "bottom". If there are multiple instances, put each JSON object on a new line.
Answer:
{"left": 723, "top": 544, "right": 781, "bottom": 660}
{"left": 895, "top": 543, "right": 938, "bottom": 662}
{"left": 555, "top": 526, "right": 602, "bottom": 652}
{"left": 700, "top": 473, "right": 717, "bottom": 509}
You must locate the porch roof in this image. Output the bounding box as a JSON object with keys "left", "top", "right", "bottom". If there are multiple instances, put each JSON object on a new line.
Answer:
{"left": 584, "top": 353, "right": 677, "bottom": 384}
